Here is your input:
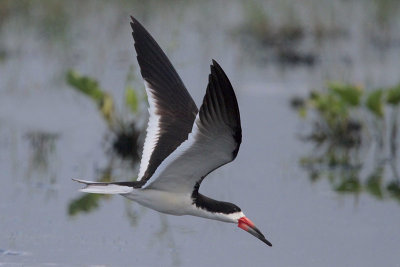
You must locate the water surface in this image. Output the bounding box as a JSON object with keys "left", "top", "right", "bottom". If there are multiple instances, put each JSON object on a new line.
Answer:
{"left": 0, "top": 1, "right": 399, "bottom": 266}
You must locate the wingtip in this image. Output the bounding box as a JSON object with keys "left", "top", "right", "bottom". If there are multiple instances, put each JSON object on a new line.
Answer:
{"left": 210, "top": 59, "right": 231, "bottom": 83}
{"left": 130, "top": 15, "right": 140, "bottom": 31}
{"left": 71, "top": 178, "right": 89, "bottom": 184}
{"left": 210, "top": 59, "right": 224, "bottom": 76}
{"left": 210, "top": 59, "right": 217, "bottom": 75}
{"left": 211, "top": 59, "right": 218, "bottom": 68}
{"left": 72, "top": 178, "right": 89, "bottom": 191}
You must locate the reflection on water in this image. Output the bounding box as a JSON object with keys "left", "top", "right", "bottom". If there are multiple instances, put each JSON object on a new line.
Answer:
{"left": 68, "top": 160, "right": 114, "bottom": 216}
{"left": 300, "top": 146, "right": 400, "bottom": 204}
{"left": 150, "top": 215, "right": 181, "bottom": 267}
{"left": 66, "top": 68, "right": 144, "bottom": 215}
{"left": 66, "top": 68, "right": 144, "bottom": 162}
{"left": 24, "top": 131, "right": 60, "bottom": 199}
{"left": 234, "top": 0, "right": 321, "bottom": 66}
{"left": 68, "top": 159, "right": 182, "bottom": 264}
{"left": 293, "top": 82, "right": 400, "bottom": 204}
{"left": 0, "top": 249, "right": 29, "bottom": 256}
{"left": 25, "top": 131, "right": 59, "bottom": 174}
{"left": 1, "top": 0, "right": 400, "bottom": 265}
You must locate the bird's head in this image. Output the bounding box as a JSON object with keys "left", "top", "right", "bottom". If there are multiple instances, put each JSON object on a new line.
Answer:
{"left": 237, "top": 215, "right": 272, "bottom": 246}
{"left": 192, "top": 193, "right": 272, "bottom": 246}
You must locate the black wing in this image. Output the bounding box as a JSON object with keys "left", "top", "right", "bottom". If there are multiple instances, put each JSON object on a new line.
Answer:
{"left": 130, "top": 16, "right": 198, "bottom": 183}
{"left": 142, "top": 60, "right": 242, "bottom": 193}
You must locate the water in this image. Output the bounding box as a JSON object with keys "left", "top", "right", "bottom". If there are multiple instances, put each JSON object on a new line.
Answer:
{"left": 1, "top": 0, "right": 400, "bottom": 266}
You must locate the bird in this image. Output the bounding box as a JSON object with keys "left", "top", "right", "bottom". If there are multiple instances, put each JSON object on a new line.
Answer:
{"left": 73, "top": 16, "right": 272, "bottom": 247}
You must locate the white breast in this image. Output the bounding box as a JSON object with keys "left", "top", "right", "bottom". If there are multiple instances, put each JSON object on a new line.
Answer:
{"left": 123, "top": 189, "right": 193, "bottom": 215}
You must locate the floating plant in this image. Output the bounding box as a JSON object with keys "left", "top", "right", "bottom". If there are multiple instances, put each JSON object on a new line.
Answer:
{"left": 291, "top": 82, "right": 400, "bottom": 205}
{"left": 66, "top": 69, "right": 143, "bottom": 161}
{"left": 66, "top": 68, "right": 145, "bottom": 216}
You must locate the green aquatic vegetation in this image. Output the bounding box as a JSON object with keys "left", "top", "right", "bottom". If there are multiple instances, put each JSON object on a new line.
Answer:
{"left": 66, "top": 70, "right": 105, "bottom": 102}
{"left": 241, "top": 0, "right": 270, "bottom": 43}
{"left": 234, "top": 0, "right": 319, "bottom": 67}
{"left": 374, "top": 0, "right": 400, "bottom": 28}
{"left": 68, "top": 164, "right": 114, "bottom": 216}
{"left": 66, "top": 68, "right": 143, "bottom": 162}
{"left": 125, "top": 86, "right": 139, "bottom": 114}
{"left": 292, "top": 82, "right": 400, "bottom": 148}
{"left": 386, "top": 84, "right": 400, "bottom": 105}
{"left": 66, "top": 68, "right": 143, "bottom": 216}
{"left": 309, "top": 90, "right": 349, "bottom": 130}
{"left": 335, "top": 176, "right": 362, "bottom": 194}
{"left": 365, "top": 167, "right": 384, "bottom": 199}
{"left": 293, "top": 81, "right": 400, "bottom": 206}
{"left": 387, "top": 181, "right": 400, "bottom": 203}
{"left": 67, "top": 70, "right": 115, "bottom": 126}
{"left": 0, "top": 0, "right": 70, "bottom": 44}
{"left": 239, "top": 0, "right": 305, "bottom": 47}
{"left": 385, "top": 84, "right": 400, "bottom": 157}
{"left": 328, "top": 82, "right": 362, "bottom": 107}
{"left": 68, "top": 194, "right": 103, "bottom": 216}
{"left": 366, "top": 89, "right": 384, "bottom": 117}
{"left": 300, "top": 84, "right": 363, "bottom": 147}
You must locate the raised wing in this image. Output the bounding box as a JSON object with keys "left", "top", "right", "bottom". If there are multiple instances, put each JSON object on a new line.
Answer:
{"left": 142, "top": 60, "right": 242, "bottom": 193}
{"left": 130, "top": 16, "right": 198, "bottom": 183}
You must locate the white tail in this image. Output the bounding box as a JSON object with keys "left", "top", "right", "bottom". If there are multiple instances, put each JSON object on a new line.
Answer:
{"left": 72, "top": 179, "right": 133, "bottom": 194}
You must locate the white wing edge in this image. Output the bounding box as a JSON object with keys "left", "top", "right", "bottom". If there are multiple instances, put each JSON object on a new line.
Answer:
{"left": 137, "top": 81, "right": 161, "bottom": 181}
{"left": 141, "top": 114, "right": 201, "bottom": 189}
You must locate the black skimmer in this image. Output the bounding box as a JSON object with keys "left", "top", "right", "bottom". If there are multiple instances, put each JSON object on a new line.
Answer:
{"left": 73, "top": 16, "right": 272, "bottom": 247}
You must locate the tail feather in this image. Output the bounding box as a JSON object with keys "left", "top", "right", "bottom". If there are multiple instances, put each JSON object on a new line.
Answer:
{"left": 72, "top": 178, "right": 133, "bottom": 194}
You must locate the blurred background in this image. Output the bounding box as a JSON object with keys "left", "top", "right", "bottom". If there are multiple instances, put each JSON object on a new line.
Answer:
{"left": 1, "top": 0, "right": 400, "bottom": 266}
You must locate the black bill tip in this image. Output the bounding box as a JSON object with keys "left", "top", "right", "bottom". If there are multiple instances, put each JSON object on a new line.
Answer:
{"left": 238, "top": 217, "right": 272, "bottom": 247}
